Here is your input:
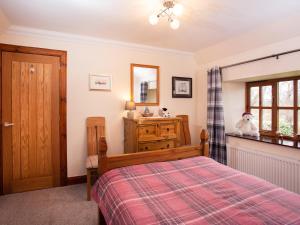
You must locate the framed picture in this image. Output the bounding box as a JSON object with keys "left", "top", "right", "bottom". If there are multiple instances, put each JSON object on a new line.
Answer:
{"left": 172, "top": 76, "right": 192, "bottom": 98}
{"left": 89, "top": 74, "right": 112, "bottom": 91}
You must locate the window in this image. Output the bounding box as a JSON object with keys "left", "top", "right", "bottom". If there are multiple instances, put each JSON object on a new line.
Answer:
{"left": 246, "top": 76, "right": 300, "bottom": 138}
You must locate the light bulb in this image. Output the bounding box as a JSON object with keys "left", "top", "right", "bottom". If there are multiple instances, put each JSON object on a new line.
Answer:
{"left": 148, "top": 14, "right": 159, "bottom": 25}
{"left": 173, "top": 3, "right": 183, "bottom": 16}
{"left": 170, "top": 19, "right": 180, "bottom": 30}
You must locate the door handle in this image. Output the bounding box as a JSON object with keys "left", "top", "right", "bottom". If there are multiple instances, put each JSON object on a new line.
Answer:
{"left": 3, "top": 122, "right": 14, "bottom": 127}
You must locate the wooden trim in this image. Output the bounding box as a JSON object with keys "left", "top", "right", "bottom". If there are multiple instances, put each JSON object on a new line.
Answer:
{"left": 0, "top": 43, "right": 67, "bottom": 194}
{"left": 294, "top": 79, "right": 298, "bottom": 135}
{"left": 272, "top": 82, "right": 278, "bottom": 134}
{"left": 130, "top": 63, "right": 160, "bottom": 106}
{"left": 246, "top": 75, "right": 300, "bottom": 138}
{"left": 98, "top": 129, "right": 209, "bottom": 176}
{"left": 67, "top": 175, "right": 87, "bottom": 185}
{"left": 247, "top": 75, "right": 300, "bottom": 86}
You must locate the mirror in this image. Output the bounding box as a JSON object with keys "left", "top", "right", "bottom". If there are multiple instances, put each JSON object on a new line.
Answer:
{"left": 131, "top": 64, "right": 160, "bottom": 106}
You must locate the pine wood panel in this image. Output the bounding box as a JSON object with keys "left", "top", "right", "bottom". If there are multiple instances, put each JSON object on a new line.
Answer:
{"left": 12, "top": 176, "right": 52, "bottom": 193}
{"left": 28, "top": 63, "right": 37, "bottom": 178}
{"left": 44, "top": 63, "right": 52, "bottom": 176}
{"left": 2, "top": 52, "right": 61, "bottom": 193}
{"left": 99, "top": 129, "right": 210, "bottom": 176}
{"left": 0, "top": 44, "right": 67, "bottom": 194}
{"left": 12, "top": 62, "right": 21, "bottom": 180}
{"left": 20, "top": 62, "right": 30, "bottom": 179}
{"left": 86, "top": 117, "right": 105, "bottom": 200}
{"left": 138, "top": 125, "right": 157, "bottom": 139}
{"left": 36, "top": 64, "right": 45, "bottom": 176}
{"left": 50, "top": 62, "right": 60, "bottom": 186}
{"left": 160, "top": 123, "right": 176, "bottom": 138}
{"left": 138, "top": 140, "right": 174, "bottom": 152}
{"left": 2, "top": 52, "right": 13, "bottom": 193}
{"left": 86, "top": 117, "right": 105, "bottom": 156}
{"left": 176, "top": 115, "right": 191, "bottom": 145}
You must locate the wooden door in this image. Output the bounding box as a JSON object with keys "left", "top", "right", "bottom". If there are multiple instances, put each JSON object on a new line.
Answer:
{"left": 2, "top": 52, "right": 60, "bottom": 193}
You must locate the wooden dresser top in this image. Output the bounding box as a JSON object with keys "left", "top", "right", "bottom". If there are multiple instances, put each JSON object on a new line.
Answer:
{"left": 124, "top": 117, "right": 182, "bottom": 123}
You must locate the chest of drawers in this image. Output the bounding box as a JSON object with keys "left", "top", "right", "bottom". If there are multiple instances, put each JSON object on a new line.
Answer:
{"left": 124, "top": 117, "right": 181, "bottom": 153}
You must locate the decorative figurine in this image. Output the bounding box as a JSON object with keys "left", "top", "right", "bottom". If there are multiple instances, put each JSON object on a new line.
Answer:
{"left": 158, "top": 108, "right": 170, "bottom": 118}
{"left": 235, "top": 112, "right": 259, "bottom": 136}
{"left": 141, "top": 107, "right": 154, "bottom": 117}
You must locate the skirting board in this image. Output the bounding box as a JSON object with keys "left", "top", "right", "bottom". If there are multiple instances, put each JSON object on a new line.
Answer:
{"left": 67, "top": 175, "right": 87, "bottom": 185}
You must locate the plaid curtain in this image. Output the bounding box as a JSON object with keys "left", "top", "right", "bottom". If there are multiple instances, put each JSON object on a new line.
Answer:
{"left": 140, "top": 82, "right": 148, "bottom": 102}
{"left": 207, "top": 67, "right": 227, "bottom": 164}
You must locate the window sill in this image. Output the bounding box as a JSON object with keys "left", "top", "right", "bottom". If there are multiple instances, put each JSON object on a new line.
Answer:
{"left": 226, "top": 133, "right": 300, "bottom": 150}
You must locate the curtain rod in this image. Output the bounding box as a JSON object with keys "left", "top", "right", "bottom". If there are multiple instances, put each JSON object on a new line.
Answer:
{"left": 220, "top": 48, "right": 300, "bottom": 70}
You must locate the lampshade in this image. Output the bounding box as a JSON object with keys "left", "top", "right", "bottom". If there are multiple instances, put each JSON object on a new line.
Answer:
{"left": 170, "top": 19, "right": 180, "bottom": 30}
{"left": 125, "top": 101, "right": 136, "bottom": 110}
{"left": 173, "top": 3, "right": 183, "bottom": 16}
{"left": 149, "top": 14, "right": 159, "bottom": 25}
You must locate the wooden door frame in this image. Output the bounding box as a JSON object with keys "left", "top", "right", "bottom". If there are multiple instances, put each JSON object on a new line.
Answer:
{"left": 0, "top": 44, "right": 67, "bottom": 194}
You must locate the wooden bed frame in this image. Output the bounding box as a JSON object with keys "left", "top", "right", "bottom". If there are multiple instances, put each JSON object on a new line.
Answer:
{"left": 97, "top": 129, "right": 210, "bottom": 225}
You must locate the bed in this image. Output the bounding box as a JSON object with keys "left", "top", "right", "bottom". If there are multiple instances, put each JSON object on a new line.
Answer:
{"left": 92, "top": 130, "right": 300, "bottom": 225}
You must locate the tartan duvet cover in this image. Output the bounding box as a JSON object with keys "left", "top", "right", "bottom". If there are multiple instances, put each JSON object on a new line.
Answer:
{"left": 92, "top": 156, "right": 300, "bottom": 225}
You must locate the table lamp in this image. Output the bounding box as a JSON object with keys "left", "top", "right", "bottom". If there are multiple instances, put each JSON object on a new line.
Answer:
{"left": 125, "top": 101, "right": 136, "bottom": 119}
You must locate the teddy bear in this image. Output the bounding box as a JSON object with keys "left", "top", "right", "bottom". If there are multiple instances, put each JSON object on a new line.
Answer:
{"left": 235, "top": 112, "right": 259, "bottom": 136}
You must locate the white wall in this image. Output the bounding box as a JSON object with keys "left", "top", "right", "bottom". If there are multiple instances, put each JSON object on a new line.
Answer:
{"left": 196, "top": 34, "right": 300, "bottom": 132}
{"left": 0, "top": 10, "right": 10, "bottom": 34}
{"left": 0, "top": 28, "right": 198, "bottom": 177}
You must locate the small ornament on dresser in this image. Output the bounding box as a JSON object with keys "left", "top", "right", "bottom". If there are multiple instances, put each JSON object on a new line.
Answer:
{"left": 141, "top": 107, "right": 154, "bottom": 117}
{"left": 158, "top": 108, "right": 171, "bottom": 118}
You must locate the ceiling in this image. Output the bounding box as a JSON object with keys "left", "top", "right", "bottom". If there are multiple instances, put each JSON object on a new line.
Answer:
{"left": 1, "top": 0, "right": 300, "bottom": 52}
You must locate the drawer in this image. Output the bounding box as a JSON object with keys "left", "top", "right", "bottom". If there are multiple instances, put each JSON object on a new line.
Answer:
{"left": 160, "top": 123, "right": 177, "bottom": 138}
{"left": 138, "top": 125, "right": 157, "bottom": 139}
{"left": 138, "top": 140, "right": 174, "bottom": 152}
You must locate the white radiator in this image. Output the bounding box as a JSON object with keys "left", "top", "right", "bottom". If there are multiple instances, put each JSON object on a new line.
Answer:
{"left": 227, "top": 144, "right": 300, "bottom": 194}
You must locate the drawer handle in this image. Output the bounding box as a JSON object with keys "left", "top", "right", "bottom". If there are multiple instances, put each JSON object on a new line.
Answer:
{"left": 167, "top": 128, "right": 170, "bottom": 132}
{"left": 167, "top": 144, "right": 170, "bottom": 148}
{"left": 146, "top": 130, "right": 149, "bottom": 133}
{"left": 145, "top": 147, "right": 148, "bottom": 150}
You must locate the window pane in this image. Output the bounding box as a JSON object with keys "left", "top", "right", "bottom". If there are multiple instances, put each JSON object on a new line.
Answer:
{"left": 251, "top": 108, "right": 259, "bottom": 129}
{"left": 298, "top": 80, "right": 300, "bottom": 106}
{"left": 262, "top": 85, "right": 272, "bottom": 106}
{"left": 279, "top": 110, "right": 294, "bottom": 136}
{"left": 250, "top": 87, "right": 259, "bottom": 106}
{"left": 278, "top": 81, "right": 294, "bottom": 107}
{"left": 262, "top": 109, "right": 272, "bottom": 130}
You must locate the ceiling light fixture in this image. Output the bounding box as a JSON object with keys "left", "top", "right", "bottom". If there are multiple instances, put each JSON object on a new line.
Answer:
{"left": 148, "top": 0, "right": 183, "bottom": 30}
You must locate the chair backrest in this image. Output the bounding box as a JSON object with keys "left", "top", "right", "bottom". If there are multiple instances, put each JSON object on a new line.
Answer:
{"left": 176, "top": 115, "right": 191, "bottom": 145}
{"left": 86, "top": 117, "right": 105, "bottom": 156}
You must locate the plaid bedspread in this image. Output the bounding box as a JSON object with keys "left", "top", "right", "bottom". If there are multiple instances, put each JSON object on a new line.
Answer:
{"left": 92, "top": 157, "right": 300, "bottom": 225}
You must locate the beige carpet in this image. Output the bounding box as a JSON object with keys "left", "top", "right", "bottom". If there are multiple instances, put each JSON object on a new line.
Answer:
{"left": 0, "top": 184, "right": 98, "bottom": 225}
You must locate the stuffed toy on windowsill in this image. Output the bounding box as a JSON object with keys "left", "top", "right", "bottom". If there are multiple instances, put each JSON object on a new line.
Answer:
{"left": 235, "top": 112, "right": 259, "bottom": 137}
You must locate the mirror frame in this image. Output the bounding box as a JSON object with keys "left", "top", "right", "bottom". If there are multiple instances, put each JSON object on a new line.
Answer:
{"left": 130, "top": 63, "right": 160, "bottom": 106}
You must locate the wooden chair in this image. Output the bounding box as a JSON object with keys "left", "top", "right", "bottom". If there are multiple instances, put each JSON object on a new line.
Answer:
{"left": 86, "top": 117, "right": 105, "bottom": 200}
{"left": 176, "top": 115, "right": 191, "bottom": 145}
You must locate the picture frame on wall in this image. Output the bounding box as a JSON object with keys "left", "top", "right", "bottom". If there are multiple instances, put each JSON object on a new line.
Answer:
{"left": 172, "top": 76, "right": 192, "bottom": 98}
{"left": 89, "top": 74, "right": 112, "bottom": 91}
